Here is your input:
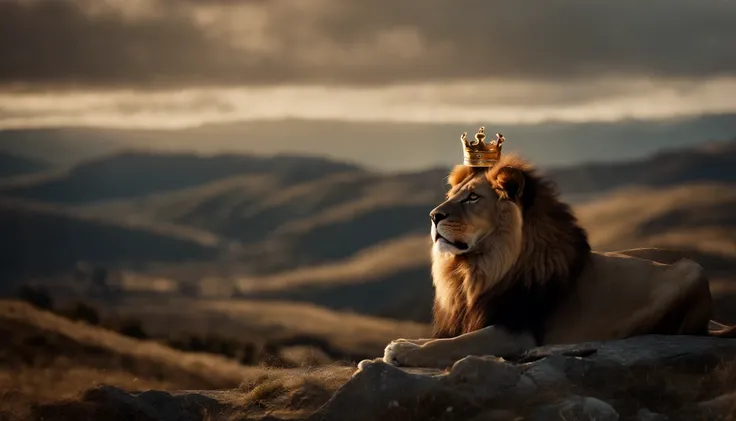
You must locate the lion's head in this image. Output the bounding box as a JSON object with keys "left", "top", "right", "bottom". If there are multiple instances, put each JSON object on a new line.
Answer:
{"left": 429, "top": 154, "right": 591, "bottom": 339}
{"left": 430, "top": 160, "right": 526, "bottom": 257}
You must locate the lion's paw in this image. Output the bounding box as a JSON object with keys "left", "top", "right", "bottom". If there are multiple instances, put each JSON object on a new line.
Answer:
{"left": 356, "top": 358, "right": 380, "bottom": 372}
{"left": 383, "top": 340, "right": 421, "bottom": 366}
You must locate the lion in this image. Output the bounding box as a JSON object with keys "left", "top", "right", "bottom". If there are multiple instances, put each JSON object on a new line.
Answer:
{"left": 369, "top": 153, "right": 736, "bottom": 369}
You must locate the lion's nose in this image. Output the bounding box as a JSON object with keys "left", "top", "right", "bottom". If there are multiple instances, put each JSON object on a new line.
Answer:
{"left": 430, "top": 209, "right": 448, "bottom": 224}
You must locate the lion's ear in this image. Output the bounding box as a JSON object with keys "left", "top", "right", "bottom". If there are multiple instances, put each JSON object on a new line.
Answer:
{"left": 495, "top": 167, "right": 525, "bottom": 200}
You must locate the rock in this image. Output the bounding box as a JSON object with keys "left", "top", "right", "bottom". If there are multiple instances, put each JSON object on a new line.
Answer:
{"left": 532, "top": 395, "right": 619, "bottom": 421}
{"left": 314, "top": 335, "right": 736, "bottom": 421}
{"left": 636, "top": 408, "right": 669, "bottom": 421}
{"left": 521, "top": 354, "right": 572, "bottom": 388}
{"left": 696, "top": 391, "right": 736, "bottom": 420}
{"left": 467, "top": 409, "right": 524, "bottom": 420}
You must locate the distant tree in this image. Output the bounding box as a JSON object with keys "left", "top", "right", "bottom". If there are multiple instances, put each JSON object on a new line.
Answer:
{"left": 18, "top": 285, "right": 54, "bottom": 311}
{"left": 177, "top": 281, "right": 200, "bottom": 298}
{"left": 105, "top": 317, "right": 148, "bottom": 340}
{"left": 120, "top": 320, "right": 147, "bottom": 339}
{"left": 64, "top": 301, "right": 100, "bottom": 325}
{"left": 74, "top": 261, "right": 92, "bottom": 282}
{"left": 91, "top": 267, "right": 108, "bottom": 287}
{"left": 240, "top": 343, "right": 257, "bottom": 365}
{"left": 163, "top": 333, "right": 259, "bottom": 365}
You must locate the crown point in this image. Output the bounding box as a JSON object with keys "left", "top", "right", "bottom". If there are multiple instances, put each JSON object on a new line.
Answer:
{"left": 474, "top": 126, "right": 486, "bottom": 144}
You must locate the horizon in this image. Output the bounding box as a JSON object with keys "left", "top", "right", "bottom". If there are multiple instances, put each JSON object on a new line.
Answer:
{"left": 2, "top": 114, "right": 736, "bottom": 172}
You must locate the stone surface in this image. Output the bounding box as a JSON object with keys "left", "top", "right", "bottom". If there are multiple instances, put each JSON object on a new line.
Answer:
{"left": 696, "top": 391, "right": 736, "bottom": 420}
{"left": 29, "top": 335, "right": 736, "bottom": 421}
{"left": 313, "top": 335, "right": 736, "bottom": 421}
{"left": 532, "top": 396, "right": 619, "bottom": 421}
{"left": 636, "top": 408, "right": 669, "bottom": 421}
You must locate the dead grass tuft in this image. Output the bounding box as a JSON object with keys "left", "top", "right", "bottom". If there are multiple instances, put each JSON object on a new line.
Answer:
{"left": 233, "top": 365, "right": 354, "bottom": 418}
{"left": 243, "top": 379, "right": 288, "bottom": 410}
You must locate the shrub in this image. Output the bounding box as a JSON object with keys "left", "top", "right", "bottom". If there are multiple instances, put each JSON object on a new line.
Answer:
{"left": 18, "top": 285, "right": 54, "bottom": 311}
{"left": 104, "top": 317, "right": 148, "bottom": 340}
{"left": 163, "top": 333, "right": 259, "bottom": 365}
{"left": 63, "top": 302, "right": 100, "bottom": 325}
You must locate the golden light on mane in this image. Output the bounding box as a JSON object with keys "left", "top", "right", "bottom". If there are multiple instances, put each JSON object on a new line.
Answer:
{"left": 432, "top": 153, "right": 591, "bottom": 340}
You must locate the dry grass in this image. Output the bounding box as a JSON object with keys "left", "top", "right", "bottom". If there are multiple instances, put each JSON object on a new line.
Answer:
{"left": 233, "top": 365, "right": 353, "bottom": 417}
{"left": 0, "top": 299, "right": 385, "bottom": 421}
{"left": 107, "top": 296, "right": 430, "bottom": 358}
{"left": 0, "top": 300, "right": 271, "bottom": 384}
{"left": 0, "top": 299, "right": 319, "bottom": 418}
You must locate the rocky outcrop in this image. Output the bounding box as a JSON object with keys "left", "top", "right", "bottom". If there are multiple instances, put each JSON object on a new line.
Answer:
{"left": 313, "top": 335, "right": 736, "bottom": 421}
{"left": 28, "top": 335, "right": 736, "bottom": 421}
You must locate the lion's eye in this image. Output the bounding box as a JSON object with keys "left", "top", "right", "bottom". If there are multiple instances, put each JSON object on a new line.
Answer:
{"left": 465, "top": 193, "right": 480, "bottom": 202}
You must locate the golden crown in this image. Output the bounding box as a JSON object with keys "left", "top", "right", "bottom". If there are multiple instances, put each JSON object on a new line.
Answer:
{"left": 460, "top": 126, "right": 505, "bottom": 167}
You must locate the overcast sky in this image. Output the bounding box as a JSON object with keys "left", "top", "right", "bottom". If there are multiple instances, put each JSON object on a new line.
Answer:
{"left": 1, "top": 0, "right": 736, "bottom": 132}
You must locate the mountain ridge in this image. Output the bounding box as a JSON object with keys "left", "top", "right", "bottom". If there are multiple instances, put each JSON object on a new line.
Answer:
{"left": 2, "top": 113, "right": 736, "bottom": 171}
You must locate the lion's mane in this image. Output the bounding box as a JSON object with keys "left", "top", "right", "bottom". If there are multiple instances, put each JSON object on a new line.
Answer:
{"left": 431, "top": 155, "right": 591, "bottom": 344}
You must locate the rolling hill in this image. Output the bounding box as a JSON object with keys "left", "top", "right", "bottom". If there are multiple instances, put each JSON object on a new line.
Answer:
{"left": 575, "top": 182, "right": 736, "bottom": 256}
{"left": 217, "top": 181, "right": 736, "bottom": 324}
{"left": 0, "top": 138, "right": 734, "bottom": 324}
{"left": 549, "top": 139, "right": 736, "bottom": 200}
{"left": 74, "top": 169, "right": 445, "bottom": 254}
{"left": 0, "top": 150, "right": 362, "bottom": 204}
{"left": 0, "top": 152, "right": 51, "bottom": 178}
{"left": 56, "top": 138, "right": 734, "bottom": 274}
{"left": 0, "top": 198, "right": 224, "bottom": 286}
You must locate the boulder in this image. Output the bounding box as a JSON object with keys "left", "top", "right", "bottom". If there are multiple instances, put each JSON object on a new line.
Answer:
{"left": 312, "top": 335, "right": 736, "bottom": 421}
{"left": 531, "top": 396, "right": 619, "bottom": 421}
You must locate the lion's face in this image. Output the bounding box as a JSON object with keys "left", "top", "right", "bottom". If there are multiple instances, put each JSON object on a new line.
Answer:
{"left": 429, "top": 165, "right": 525, "bottom": 256}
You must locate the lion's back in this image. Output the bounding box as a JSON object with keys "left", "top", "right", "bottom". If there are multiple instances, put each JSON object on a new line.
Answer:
{"left": 543, "top": 250, "right": 710, "bottom": 344}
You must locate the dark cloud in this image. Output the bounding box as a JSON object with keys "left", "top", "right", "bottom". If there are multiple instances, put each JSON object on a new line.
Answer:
{"left": 1, "top": 0, "right": 735, "bottom": 89}
{"left": 0, "top": 1, "right": 246, "bottom": 88}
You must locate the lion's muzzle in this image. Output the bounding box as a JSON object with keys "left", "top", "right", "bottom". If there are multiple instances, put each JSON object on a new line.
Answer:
{"left": 432, "top": 220, "right": 470, "bottom": 253}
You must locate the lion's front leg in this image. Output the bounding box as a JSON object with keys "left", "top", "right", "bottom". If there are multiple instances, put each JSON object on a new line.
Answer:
{"left": 390, "top": 337, "right": 434, "bottom": 345}
{"left": 383, "top": 325, "right": 536, "bottom": 369}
